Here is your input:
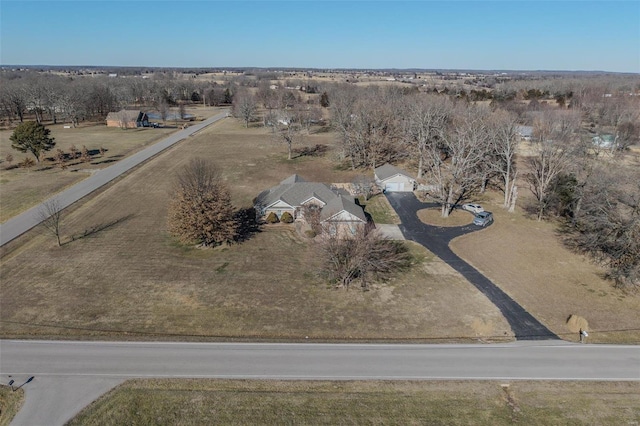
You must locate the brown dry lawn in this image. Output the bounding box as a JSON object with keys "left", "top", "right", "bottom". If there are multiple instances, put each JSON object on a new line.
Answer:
{"left": 68, "top": 379, "right": 640, "bottom": 426}
{"left": 0, "top": 106, "right": 221, "bottom": 223}
{"left": 0, "top": 386, "right": 23, "bottom": 426}
{"left": 418, "top": 207, "right": 474, "bottom": 227}
{"left": 0, "top": 119, "right": 511, "bottom": 341}
{"left": 450, "top": 189, "right": 640, "bottom": 343}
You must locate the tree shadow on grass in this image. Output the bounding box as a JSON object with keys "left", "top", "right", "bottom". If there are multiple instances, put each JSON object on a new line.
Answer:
{"left": 234, "top": 207, "right": 262, "bottom": 243}
{"left": 292, "top": 144, "right": 328, "bottom": 158}
{"left": 66, "top": 213, "right": 135, "bottom": 244}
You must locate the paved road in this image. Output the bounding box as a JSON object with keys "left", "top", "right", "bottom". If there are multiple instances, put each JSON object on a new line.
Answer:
{"left": 1, "top": 340, "right": 638, "bottom": 425}
{"left": 385, "top": 192, "right": 558, "bottom": 341}
{"left": 0, "top": 110, "right": 229, "bottom": 246}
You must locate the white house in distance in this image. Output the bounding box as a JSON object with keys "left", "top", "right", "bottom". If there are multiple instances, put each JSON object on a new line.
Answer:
{"left": 374, "top": 164, "right": 416, "bottom": 192}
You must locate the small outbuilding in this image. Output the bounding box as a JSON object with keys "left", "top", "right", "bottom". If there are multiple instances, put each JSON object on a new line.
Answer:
{"left": 374, "top": 164, "right": 416, "bottom": 192}
{"left": 106, "top": 110, "right": 149, "bottom": 129}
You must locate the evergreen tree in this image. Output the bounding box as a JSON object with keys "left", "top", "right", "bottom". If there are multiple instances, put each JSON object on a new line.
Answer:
{"left": 10, "top": 121, "right": 55, "bottom": 162}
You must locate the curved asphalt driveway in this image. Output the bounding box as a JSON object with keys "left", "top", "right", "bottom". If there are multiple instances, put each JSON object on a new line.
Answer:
{"left": 385, "top": 192, "right": 558, "bottom": 341}
{"left": 0, "top": 110, "right": 229, "bottom": 247}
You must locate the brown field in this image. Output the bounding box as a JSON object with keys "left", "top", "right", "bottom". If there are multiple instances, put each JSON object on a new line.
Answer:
{"left": 0, "top": 119, "right": 511, "bottom": 341}
{"left": 68, "top": 379, "right": 640, "bottom": 426}
{"left": 0, "top": 106, "right": 221, "bottom": 223}
{"left": 0, "top": 386, "right": 23, "bottom": 426}
{"left": 450, "top": 189, "right": 640, "bottom": 343}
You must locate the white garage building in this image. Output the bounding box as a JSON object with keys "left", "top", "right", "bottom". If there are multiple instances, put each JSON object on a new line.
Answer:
{"left": 374, "top": 164, "right": 416, "bottom": 192}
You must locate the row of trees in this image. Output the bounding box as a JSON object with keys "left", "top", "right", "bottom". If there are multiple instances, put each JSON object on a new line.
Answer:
{"left": 0, "top": 71, "right": 235, "bottom": 126}
{"left": 328, "top": 87, "right": 526, "bottom": 216}
{"left": 322, "top": 83, "right": 639, "bottom": 289}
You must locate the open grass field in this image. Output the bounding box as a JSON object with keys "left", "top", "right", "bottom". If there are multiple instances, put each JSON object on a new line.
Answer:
{"left": 0, "top": 106, "right": 221, "bottom": 223}
{"left": 68, "top": 379, "right": 640, "bottom": 426}
{"left": 0, "top": 386, "right": 23, "bottom": 426}
{"left": 450, "top": 189, "right": 640, "bottom": 343}
{"left": 0, "top": 118, "right": 511, "bottom": 341}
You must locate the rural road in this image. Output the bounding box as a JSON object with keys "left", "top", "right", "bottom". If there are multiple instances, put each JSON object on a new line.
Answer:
{"left": 385, "top": 192, "right": 558, "bottom": 341}
{"left": 0, "top": 110, "right": 229, "bottom": 247}
{"left": 1, "top": 340, "right": 639, "bottom": 425}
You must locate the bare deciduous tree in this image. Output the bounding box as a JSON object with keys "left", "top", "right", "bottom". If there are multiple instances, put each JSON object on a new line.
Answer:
{"left": 352, "top": 174, "right": 376, "bottom": 201}
{"left": 54, "top": 148, "right": 66, "bottom": 169}
{"left": 339, "top": 89, "right": 403, "bottom": 170}
{"left": 69, "top": 144, "right": 79, "bottom": 160}
{"left": 565, "top": 167, "right": 640, "bottom": 290}
{"left": 318, "top": 227, "right": 411, "bottom": 290}
{"left": 273, "top": 121, "right": 303, "bottom": 160}
{"left": 38, "top": 198, "right": 64, "bottom": 246}
{"left": 167, "top": 159, "right": 237, "bottom": 247}
{"left": 488, "top": 110, "right": 520, "bottom": 209}
{"left": 526, "top": 110, "right": 580, "bottom": 220}
{"left": 232, "top": 91, "right": 257, "bottom": 128}
{"left": 424, "top": 105, "right": 491, "bottom": 217}
{"left": 80, "top": 145, "right": 91, "bottom": 163}
{"left": 402, "top": 94, "right": 451, "bottom": 180}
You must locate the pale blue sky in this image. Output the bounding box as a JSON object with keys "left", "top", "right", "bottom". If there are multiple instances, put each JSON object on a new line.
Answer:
{"left": 1, "top": 1, "right": 639, "bottom": 72}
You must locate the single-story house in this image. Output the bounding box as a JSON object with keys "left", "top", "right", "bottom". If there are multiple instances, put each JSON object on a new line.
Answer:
{"left": 320, "top": 194, "right": 368, "bottom": 237}
{"left": 516, "top": 125, "right": 533, "bottom": 141}
{"left": 106, "top": 110, "right": 149, "bottom": 128}
{"left": 255, "top": 175, "right": 367, "bottom": 235}
{"left": 374, "top": 164, "right": 416, "bottom": 192}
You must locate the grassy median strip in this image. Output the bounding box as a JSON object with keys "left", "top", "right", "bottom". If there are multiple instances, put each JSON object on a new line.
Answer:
{"left": 68, "top": 379, "right": 640, "bottom": 426}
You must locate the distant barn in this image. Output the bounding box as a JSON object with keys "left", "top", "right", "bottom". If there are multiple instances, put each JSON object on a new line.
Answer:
{"left": 106, "top": 110, "right": 149, "bottom": 128}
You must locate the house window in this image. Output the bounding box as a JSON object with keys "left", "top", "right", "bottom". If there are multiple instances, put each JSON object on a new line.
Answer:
{"left": 349, "top": 224, "right": 356, "bottom": 235}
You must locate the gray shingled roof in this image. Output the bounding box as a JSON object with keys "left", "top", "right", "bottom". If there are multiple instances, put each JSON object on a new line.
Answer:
{"left": 280, "top": 174, "right": 306, "bottom": 184}
{"left": 255, "top": 175, "right": 338, "bottom": 209}
{"left": 516, "top": 125, "right": 533, "bottom": 137}
{"left": 374, "top": 163, "right": 413, "bottom": 181}
{"left": 320, "top": 195, "right": 367, "bottom": 223}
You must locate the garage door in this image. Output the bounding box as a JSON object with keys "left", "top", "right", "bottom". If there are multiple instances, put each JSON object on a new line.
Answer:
{"left": 385, "top": 182, "right": 403, "bottom": 192}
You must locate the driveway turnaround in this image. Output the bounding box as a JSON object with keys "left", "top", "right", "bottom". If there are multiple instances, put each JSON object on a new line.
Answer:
{"left": 2, "top": 340, "right": 638, "bottom": 425}
{"left": 0, "top": 110, "right": 229, "bottom": 247}
{"left": 385, "top": 192, "right": 558, "bottom": 341}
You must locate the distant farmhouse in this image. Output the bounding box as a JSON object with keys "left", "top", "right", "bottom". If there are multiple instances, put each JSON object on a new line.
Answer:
{"left": 254, "top": 175, "right": 367, "bottom": 236}
{"left": 106, "top": 110, "right": 149, "bottom": 129}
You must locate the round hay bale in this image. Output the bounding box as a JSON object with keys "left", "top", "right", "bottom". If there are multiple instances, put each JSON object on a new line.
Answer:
{"left": 566, "top": 314, "right": 588, "bottom": 333}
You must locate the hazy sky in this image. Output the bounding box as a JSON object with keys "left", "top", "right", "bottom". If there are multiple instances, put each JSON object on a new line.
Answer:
{"left": 1, "top": 1, "right": 639, "bottom": 72}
